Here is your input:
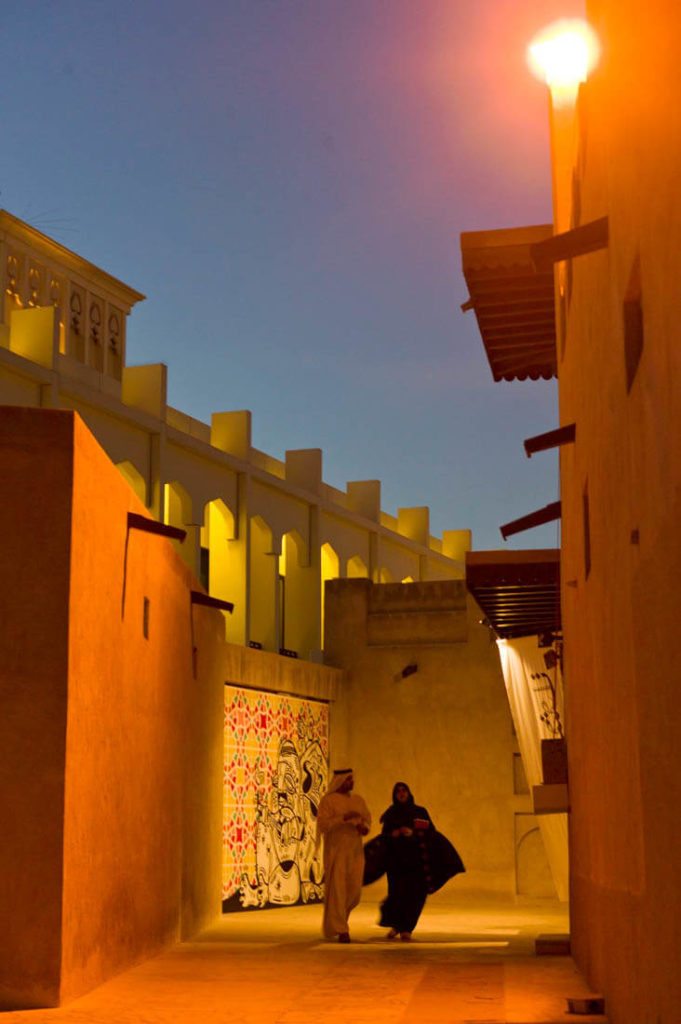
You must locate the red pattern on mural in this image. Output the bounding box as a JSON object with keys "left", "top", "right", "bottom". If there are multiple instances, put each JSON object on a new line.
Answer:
{"left": 223, "top": 686, "right": 329, "bottom": 904}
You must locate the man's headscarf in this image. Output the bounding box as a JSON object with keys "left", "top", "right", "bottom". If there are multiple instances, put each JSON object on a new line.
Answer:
{"left": 324, "top": 768, "right": 353, "bottom": 795}
{"left": 315, "top": 769, "right": 355, "bottom": 849}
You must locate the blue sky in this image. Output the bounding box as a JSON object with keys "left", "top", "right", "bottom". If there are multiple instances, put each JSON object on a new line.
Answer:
{"left": 2, "top": 0, "right": 585, "bottom": 550}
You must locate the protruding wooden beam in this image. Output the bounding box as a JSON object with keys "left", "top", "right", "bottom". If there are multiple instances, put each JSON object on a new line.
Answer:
{"left": 190, "top": 591, "right": 234, "bottom": 613}
{"left": 127, "top": 511, "right": 186, "bottom": 543}
{"left": 530, "top": 217, "right": 609, "bottom": 270}
{"left": 500, "top": 501, "right": 562, "bottom": 541}
{"left": 524, "top": 423, "right": 576, "bottom": 458}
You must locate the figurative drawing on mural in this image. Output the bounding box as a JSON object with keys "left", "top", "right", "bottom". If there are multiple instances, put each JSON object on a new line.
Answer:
{"left": 240, "top": 738, "right": 326, "bottom": 908}
{"left": 222, "top": 686, "right": 329, "bottom": 912}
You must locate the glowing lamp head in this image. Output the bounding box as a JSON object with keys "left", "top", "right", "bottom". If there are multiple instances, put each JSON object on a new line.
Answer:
{"left": 528, "top": 20, "right": 599, "bottom": 105}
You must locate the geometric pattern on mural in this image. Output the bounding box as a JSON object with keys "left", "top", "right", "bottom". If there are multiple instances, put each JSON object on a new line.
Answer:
{"left": 223, "top": 685, "right": 329, "bottom": 910}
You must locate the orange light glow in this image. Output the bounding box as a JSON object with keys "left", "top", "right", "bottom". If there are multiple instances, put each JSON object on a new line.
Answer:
{"left": 528, "top": 20, "right": 599, "bottom": 105}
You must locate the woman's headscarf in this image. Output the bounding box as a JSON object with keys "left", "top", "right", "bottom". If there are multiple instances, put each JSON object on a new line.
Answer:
{"left": 379, "top": 781, "right": 416, "bottom": 826}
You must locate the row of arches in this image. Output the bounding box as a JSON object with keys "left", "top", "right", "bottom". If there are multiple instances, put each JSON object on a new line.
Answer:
{"left": 118, "top": 464, "right": 417, "bottom": 658}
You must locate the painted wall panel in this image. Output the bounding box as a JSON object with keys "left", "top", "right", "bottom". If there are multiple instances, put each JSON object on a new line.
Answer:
{"left": 223, "top": 686, "right": 329, "bottom": 910}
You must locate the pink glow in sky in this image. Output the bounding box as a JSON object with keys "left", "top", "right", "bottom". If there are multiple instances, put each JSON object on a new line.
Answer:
{"left": 2, "top": 0, "right": 587, "bottom": 549}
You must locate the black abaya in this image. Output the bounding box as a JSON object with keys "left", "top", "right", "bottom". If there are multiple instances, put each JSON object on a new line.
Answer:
{"left": 377, "top": 784, "right": 465, "bottom": 935}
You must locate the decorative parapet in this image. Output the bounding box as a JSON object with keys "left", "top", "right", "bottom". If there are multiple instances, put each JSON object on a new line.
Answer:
{"left": 0, "top": 210, "right": 144, "bottom": 382}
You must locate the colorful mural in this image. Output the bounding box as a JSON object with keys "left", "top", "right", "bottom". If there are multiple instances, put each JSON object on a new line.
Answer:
{"left": 223, "top": 685, "right": 329, "bottom": 911}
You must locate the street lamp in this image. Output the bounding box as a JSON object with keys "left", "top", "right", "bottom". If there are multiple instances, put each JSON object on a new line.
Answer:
{"left": 527, "top": 19, "right": 600, "bottom": 108}
{"left": 527, "top": 20, "right": 601, "bottom": 234}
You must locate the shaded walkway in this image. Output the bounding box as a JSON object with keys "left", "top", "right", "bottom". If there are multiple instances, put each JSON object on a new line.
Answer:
{"left": 2, "top": 896, "right": 607, "bottom": 1023}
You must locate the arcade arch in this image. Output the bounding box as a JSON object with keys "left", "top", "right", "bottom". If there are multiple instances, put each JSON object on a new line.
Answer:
{"left": 163, "top": 480, "right": 196, "bottom": 572}
{"left": 116, "top": 460, "right": 146, "bottom": 505}
{"left": 202, "top": 498, "right": 240, "bottom": 643}
{"left": 278, "top": 530, "right": 312, "bottom": 656}
{"left": 320, "top": 542, "right": 340, "bottom": 647}
{"left": 249, "top": 515, "right": 277, "bottom": 652}
{"left": 347, "top": 555, "right": 369, "bottom": 579}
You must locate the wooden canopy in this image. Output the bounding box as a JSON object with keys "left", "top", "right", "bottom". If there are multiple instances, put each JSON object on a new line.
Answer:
{"left": 466, "top": 549, "right": 560, "bottom": 640}
{"left": 461, "top": 225, "right": 557, "bottom": 382}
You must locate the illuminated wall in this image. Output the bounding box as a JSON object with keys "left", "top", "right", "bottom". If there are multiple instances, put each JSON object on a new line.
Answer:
{"left": 223, "top": 685, "right": 329, "bottom": 910}
{"left": 0, "top": 408, "right": 225, "bottom": 1009}
{"left": 548, "top": 3, "right": 681, "bottom": 1018}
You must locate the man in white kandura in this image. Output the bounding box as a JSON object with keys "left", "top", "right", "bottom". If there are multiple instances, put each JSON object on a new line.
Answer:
{"left": 317, "top": 768, "right": 371, "bottom": 943}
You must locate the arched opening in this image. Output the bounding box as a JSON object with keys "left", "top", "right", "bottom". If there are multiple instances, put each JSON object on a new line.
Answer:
{"left": 515, "top": 822, "right": 558, "bottom": 898}
{"left": 164, "top": 480, "right": 192, "bottom": 529}
{"left": 249, "top": 515, "right": 277, "bottom": 652}
{"left": 202, "top": 498, "right": 239, "bottom": 643}
{"left": 163, "top": 480, "right": 195, "bottom": 573}
{"left": 116, "top": 460, "right": 147, "bottom": 506}
{"left": 320, "top": 542, "right": 339, "bottom": 649}
{"left": 279, "top": 530, "right": 312, "bottom": 657}
{"left": 347, "top": 555, "right": 369, "bottom": 579}
{"left": 379, "top": 567, "right": 394, "bottom": 583}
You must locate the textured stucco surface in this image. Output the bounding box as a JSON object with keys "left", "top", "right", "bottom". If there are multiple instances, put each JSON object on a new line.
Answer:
{"left": 555, "top": 2, "right": 681, "bottom": 1019}
{"left": 0, "top": 409, "right": 73, "bottom": 1008}
{"left": 0, "top": 408, "right": 225, "bottom": 1008}
{"left": 220, "top": 641, "right": 341, "bottom": 702}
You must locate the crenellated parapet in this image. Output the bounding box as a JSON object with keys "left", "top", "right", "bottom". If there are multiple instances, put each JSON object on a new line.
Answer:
{"left": 0, "top": 211, "right": 471, "bottom": 660}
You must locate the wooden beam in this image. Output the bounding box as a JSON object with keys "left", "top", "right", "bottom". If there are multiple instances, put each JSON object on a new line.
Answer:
{"left": 530, "top": 217, "right": 609, "bottom": 270}
{"left": 524, "top": 423, "right": 576, "bottom": 458}
{"left": 127, "top": 511, "right": 186, "bottom": 543}
{"left": 500, "top": 502, "right": 562, "bottom": 541}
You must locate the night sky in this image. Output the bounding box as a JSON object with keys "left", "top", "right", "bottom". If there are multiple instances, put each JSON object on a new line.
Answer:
{"left": 2, "top": 0, "right": 586, "bottom": 551}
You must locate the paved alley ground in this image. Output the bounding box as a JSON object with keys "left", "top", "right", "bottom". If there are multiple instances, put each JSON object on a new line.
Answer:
{"left": 2, "top": 895, "right": 608, "bottom": 1023}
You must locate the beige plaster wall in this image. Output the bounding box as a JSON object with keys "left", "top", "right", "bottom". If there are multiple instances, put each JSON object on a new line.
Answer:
{"left": 324, "top": 579, "right": 517, "bottom": 895}
{"left": 555, "top": 2, "right": 681, "bottom": 1018}
{"left": 220, "top": 642, "right": 340, "bottom": 702}
{"left": 0, "top": 364, "right": 43, "bottom": 405}
{"left": 0, "top": 408, "right": 225, "bottom": 1009}
{"left": 62, "top": 396, "right": 151, "bottom": 478}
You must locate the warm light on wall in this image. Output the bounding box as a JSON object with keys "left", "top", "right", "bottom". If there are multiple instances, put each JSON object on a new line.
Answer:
{"left": 528, "top": 19, "right": 600, "bottom": 106}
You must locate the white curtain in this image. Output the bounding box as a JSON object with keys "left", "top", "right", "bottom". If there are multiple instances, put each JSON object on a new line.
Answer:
{"left": 497, "top": 635, "right": 569, "bottom": 902}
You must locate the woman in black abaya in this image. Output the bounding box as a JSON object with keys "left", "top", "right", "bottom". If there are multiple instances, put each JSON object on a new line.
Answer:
{"left": 378, "top": 782, "right": 464, "bottom": 940}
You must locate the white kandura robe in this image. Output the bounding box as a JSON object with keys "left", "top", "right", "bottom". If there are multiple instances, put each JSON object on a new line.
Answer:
{"left": 317, "top": 791, "right": 371, "bottom": 938}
